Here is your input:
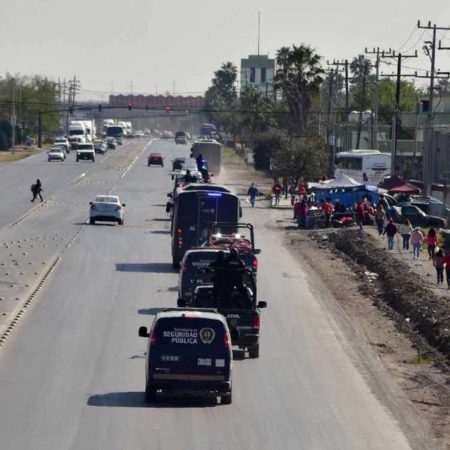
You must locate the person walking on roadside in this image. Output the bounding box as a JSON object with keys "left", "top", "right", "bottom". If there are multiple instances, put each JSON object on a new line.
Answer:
{"left": 383, "top": 218, "right": 398, "bottom": 250}
{"left": 427, "top": 228, "right": 438, "bottom": 259}
{"left": 398, "top": 219, "right": 413, "bottom": 251}
{"left": 31, "top": 179, "right": 43, "bottom": 202}
{"left": 411, "top": 227, "right": 424, "bottom": 260}
{"left": 272, "top": 180, "right": 282, "bottom": 206}
{"left": 247, "top": 183, "right": 258, "bottom": 208}
{"left": 355, "top": 200, "right": 365, "bottom": 230}
{"left": 433, "top": 249, "right": 445, "bottom": 285}
{"left": 294, "top": 198, "right": 309, "bottom": 229}
{"left": 374, "top": 204, "right": 386, "bottom": 235}
{"left": 321, "top": 199, "right": 333, "bottom": 228}
{"left": 443, "top": 249, "right": 450, "bottom": 289}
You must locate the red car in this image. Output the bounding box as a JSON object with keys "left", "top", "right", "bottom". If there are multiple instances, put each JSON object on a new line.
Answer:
{"left": 148, "top": 153, "right": 164, "bottom": 167}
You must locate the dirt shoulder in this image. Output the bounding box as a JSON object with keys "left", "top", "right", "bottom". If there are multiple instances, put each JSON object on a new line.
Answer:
{"left": 218, "top": 148, "right": 450, "bottom": 449}
{"left": 0, "top": 147, "right": 45, "bottom": 163}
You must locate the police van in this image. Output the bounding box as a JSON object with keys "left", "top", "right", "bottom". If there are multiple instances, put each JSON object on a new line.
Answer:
{"left": 139, "top": 309, "right": 233, "bottom": 404}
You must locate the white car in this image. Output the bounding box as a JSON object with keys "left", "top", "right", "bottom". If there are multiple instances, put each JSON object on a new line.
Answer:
{"left": 89, "top": 195, "right": 125, "bottom": 225}
{"left": 48, "top": 148, "right": 65, "bottom": 162}
{"left": 54, "top": 137, "right": 70, "bottom": 153}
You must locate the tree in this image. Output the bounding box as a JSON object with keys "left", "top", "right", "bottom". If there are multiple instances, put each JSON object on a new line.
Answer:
{"left": 237, "top": 85, "right": 277, "bottom": 141}
{"left": 274, "top": 44, "right": 324, "bottom": 133}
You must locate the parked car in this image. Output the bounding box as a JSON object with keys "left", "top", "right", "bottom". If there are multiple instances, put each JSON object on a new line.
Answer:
{"left": 396, "top": 205, "right": 447, "bottom": 228}
{"left": 148, "top": 153, "right": 164, "bottom": 167}
{"left": 89, "top": 195, "right": 125, "bottom": 225}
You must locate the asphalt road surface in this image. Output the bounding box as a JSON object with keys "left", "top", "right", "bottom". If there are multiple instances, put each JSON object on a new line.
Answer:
{"left": 0, "top": 139, "right": 434, "bottom": 450}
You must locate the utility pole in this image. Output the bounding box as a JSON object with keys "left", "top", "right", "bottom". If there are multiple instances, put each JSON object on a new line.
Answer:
{"left": 257, "top": 11, "right": 261, "bottom": 55}
{"left": 380, "top": 49, "right": 417, "bottom": 174}
{"left": 365, "top": 47, "right": 392, "bottom": 149}
{"left": 326, "top": 69, "right": 335, "bottom": 175}
{"left": 356, "top": 61, "right": 369, "bottom": 150}
{"left": 11, "top": 78, "right": 16, "bottom": 154}
{"left": 417, "top": 20, "right": 450, "bottom": 195}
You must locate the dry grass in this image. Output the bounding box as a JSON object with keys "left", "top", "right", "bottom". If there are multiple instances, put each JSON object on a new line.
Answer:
{"left": 0, "top": 148, "right": 43, "bottom": 163}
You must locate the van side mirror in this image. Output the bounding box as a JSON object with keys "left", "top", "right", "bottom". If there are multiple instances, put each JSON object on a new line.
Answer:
{"left": 254, "top": 249, "right": 261, "bottom": 255}
{"left": 89, "top": 201, "right": 93, "bottom": 205}
{"left": 122, "top": 203, "right": 126, "bottom": 207}
{"left": 257, "top": 301, "right": 267, "bottom": 309}
{"left": 167, "top": 193, "right": 173, "bottom": 198}
{"left": 138, "top": 326, "right": 149, "bottom": 337}
{"left": 177, "top": 298, "right": 187, "bottom": 307}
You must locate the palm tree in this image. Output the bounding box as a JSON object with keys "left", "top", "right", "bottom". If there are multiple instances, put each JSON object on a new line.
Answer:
{"left": 212, "top": 62, "right": 238, "bottom": 108}
{"left": 274, "top": 44, "right": 324, "bottom": 133}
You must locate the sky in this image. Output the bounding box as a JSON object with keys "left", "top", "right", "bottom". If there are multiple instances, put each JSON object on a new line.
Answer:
{"left": 1, "top": 0, "right": 450, "bottom": 100}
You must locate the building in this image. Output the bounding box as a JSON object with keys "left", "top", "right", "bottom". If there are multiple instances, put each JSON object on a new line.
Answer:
{"left": 240, "top": 55, "right": 275, "bottom": 98}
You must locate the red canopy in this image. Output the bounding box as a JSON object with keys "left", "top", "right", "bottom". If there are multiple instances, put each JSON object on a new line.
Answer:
{"left": 388, "top": 183, "right": 421, "bottom": 194}
{"left": 379, "top": 174, "right": 405, "bottom": 190}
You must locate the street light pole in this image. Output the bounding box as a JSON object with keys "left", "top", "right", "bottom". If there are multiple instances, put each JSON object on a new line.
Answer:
{"left": 11, "top": 78, "right": 16, "bottom": 154}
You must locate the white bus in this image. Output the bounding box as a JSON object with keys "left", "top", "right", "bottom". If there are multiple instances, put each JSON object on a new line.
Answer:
{"left": 334, "top": 150, "right": 391, "bottom": 184}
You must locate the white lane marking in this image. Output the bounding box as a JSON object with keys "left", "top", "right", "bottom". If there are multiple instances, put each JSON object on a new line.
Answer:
{"left": 121, "top": 139, "right": 154, "bottom": 179}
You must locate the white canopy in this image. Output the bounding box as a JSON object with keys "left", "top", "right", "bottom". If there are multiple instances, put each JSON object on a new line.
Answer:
{"left": 309, "top": 174, "right": 365, "bottom": 190}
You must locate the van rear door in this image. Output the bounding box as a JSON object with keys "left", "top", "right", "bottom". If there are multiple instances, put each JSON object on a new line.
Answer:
{"left": 149, "top": 317, "right": 230, "bottom": 381}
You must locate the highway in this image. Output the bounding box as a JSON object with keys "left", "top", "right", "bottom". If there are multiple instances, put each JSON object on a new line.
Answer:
{"left": 0, "top": 139, "right": 433, "bottom": 450}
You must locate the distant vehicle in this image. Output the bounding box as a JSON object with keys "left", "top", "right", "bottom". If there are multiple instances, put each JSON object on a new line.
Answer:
{"left": 89, "top": 195, "right": 125, "bottom": 225}
{"left": 106, "top": 137, "right": 117, "bottom": 149}
{"left": 171, "top": 190, "right": 241, "bottom": 267}
{"left": 53, "top": 137, "right": 70, "bottom": 153}
{"left": 199, "top": 123, "right": 217, "bottom": 138}
{"left": 93, "top": 139, "right": 107, "bottom": 154}
{"left": 76, "top": 143, "right": 95, "bottom": 162}
{"left": 135, "top": 130, "right": 144, "bottom": 138}
{"left": 148, "top": 153, "right": 164, "bottom": 167}
{"left": 68, "top": 121, "right": 86, "bottom": 149}
{"left": 106, "top": 125, "right": 124, "bottom": 145}
{"left": 138, "top": 309, "right": 233, "bottom": 404}
{"left": 144, "top": 128, "right": 152, "bottom": 136}
{"left": 51, "top": 144, "right": 68, "bottom": 157}
{"left": 334, "top": 150, "right": 391, "bottom": 184}
{"left": 48, "top": 148, "right": 65, "bottom": 162}
{"left": 172, "top": 157, "right": 187, "bottom": 171}
{"left": 175, "top": 131, "right": 188, "bottom": 145}
{"left": 191, "top": 140, "right": 222, "bottom": 175}
{"left": 102, "top": 119, "right": 115, "bottom": 137}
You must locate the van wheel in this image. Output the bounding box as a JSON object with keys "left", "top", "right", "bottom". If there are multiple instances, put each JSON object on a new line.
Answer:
{"left": 221, "top": 388, "right": 232, "bottom": 405}
{"left": 145, "top": 385, "right": 157, "bottom": 403}
{"left": 172, "top": 259, "right": 180, "bottom": 269}
{"left": 248, "top": 344, "right": 259, "bottom": 358}
{"left": 118, "top": 219, "right": 124, "bottom": 225}
{"left": 89, "top": 218, "right": 95, "bottom": 225}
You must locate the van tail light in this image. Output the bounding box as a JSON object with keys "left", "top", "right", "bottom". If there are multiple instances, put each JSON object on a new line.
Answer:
{"left": 181, "top": 264, "right": 187, "bottom": 273}
{"left": 252, "top": 257, "right": 258, "bottom": 269}
{"left": 176, "top": 228, "right": 183, "bottom": 235}
{"left": 114, "top": 205, "right": 121, "bottom": 211}
{"left": 252, "top": 315, "right": 260, "bottom": 331}
{"left": 150, "top": 329, "right": 157, "bottom": 347}
{"left": 224, "top": 332, "right": 231, "bottom": 349}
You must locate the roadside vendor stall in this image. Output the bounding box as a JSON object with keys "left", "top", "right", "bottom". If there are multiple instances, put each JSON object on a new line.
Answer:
{"left": 308, "top": 174, "right": 380, "bottom": 209}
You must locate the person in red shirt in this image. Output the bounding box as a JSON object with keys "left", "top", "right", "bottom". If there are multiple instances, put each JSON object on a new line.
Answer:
{"left": 294, "top": 198, "right": 309, "bottom": 228}
{"left": 433, "top": 249, "right": 445, "bottom": 284}
{"left": 297, "top": 183, "right": 307, "bottom": 197}
{"left": 355, "top": 201, "right": 365, "bottom": 230}
{"left": 272, "top": 181, "right": 283, "bottom": 206}
{"left": 427, "top": 228, "right": 438, "bottom": 260}
{"left": 321, "top": 199, "right": 333, "bottom": 228}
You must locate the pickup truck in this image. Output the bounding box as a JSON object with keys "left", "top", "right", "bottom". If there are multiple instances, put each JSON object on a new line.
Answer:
{"left": 206, "top": 223, "right": 261, "bottom": 276}
{"left": 178, "top": 268, "right": 266, "bottom": 358}
{"left": 394, "top": 205, "right": 447, "bottom": 228}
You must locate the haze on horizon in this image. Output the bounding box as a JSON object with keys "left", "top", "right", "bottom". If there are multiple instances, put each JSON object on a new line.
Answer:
{"left": 1, "top": 0, "right": 450, "bottom": 100}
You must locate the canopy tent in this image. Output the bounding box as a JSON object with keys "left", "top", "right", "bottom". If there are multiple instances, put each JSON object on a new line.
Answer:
{"left": 309, "top": 174, "right": 365, "bottom": 190}
{"left": 388, "top": 183, "right": 421, "bottom": 194}
{"left": 379, "top": 174, "right": 405, "bottom": 190}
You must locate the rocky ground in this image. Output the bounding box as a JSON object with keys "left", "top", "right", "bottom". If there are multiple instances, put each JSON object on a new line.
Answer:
{"left": 220, "top": 148, "right": 450, "bottom": 449}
